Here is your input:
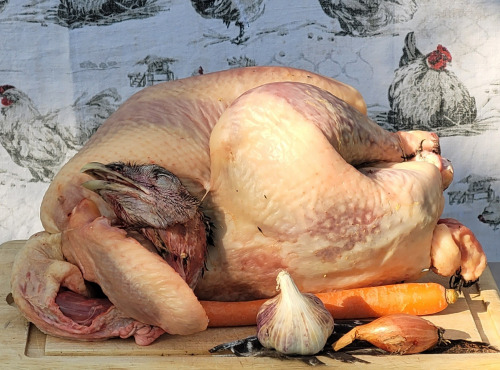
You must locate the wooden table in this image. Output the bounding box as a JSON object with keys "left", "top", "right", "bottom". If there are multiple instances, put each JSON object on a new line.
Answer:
{"left": 2, "top": 240, "right": 500, "bottom": 368}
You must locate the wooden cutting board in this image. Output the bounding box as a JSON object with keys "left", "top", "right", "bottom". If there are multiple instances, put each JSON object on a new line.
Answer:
{"left": 2, "top": 240, "right": 500, "bottom": 368}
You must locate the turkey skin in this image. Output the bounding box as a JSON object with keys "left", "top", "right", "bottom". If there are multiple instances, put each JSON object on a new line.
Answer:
{"left": 11, "top": 66, "right": 486, "bottom": 345}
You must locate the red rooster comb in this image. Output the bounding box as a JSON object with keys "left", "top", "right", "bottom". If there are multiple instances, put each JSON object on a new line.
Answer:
{"left": 0, "top": 85, "right": 15, "bottom": 94}
{"left": 0, "top": 85, "right": 15, "bottom": 106}
{"left": 427, "top": 45, "right": 452, "bottom": 71}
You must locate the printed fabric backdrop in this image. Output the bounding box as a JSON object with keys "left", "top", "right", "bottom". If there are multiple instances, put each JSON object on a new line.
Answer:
{"left": 0, "top": 1, "right": 499, "bottom": 260}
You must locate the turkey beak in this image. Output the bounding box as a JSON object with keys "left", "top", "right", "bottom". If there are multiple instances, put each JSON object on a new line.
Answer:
{"left": 81, "top": 162, "right": 151, "bottom": 195}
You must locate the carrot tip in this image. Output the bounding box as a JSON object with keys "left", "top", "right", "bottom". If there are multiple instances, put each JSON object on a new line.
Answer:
{"left": 445, "top": 289, "right": 459, "bottom": 304}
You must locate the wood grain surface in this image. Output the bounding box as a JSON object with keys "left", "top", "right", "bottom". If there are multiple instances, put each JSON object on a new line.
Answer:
{"left": 2, "top": 240, "right": 500, "bottom": 368}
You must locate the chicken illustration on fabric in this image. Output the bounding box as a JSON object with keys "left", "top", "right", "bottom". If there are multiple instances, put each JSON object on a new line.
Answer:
{"left": 479, "top": 198, "right": 500, "bottom": 230}
{"left": 57, "top": 0, "right": 159, "bottom": 27}
{"left": 388, "top": 32, "right": 477, "bottom": 131}
{"left": 190, "top": 0, "right": 265, "bottom": 44}
{"left": 317, "top": 0, "right": 417, "bottom": 36}
{"left": 0, "top": 85, "right": 121, "bottom": 182}
{"left": 0, "top": 0, "right": 8, "bottom": 13}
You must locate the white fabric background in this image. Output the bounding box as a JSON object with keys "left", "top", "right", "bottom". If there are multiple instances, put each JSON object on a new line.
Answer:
{"left": 1, "top": 0, "right": 499, "bottom": 260}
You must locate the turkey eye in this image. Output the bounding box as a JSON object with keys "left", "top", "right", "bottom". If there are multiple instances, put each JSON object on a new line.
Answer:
{"left": 156, "top": 173, "right": 176, "bottom": 187}
{"left": 155, "top": 168, "right": 179, "bottom": 184}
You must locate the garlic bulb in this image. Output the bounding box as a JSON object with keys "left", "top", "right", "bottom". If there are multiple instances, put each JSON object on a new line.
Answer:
{"left": 256, "top": 270, "right": 334, "bottom": 355}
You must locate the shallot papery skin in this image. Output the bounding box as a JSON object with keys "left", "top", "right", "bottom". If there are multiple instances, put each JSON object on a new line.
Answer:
{"left": 333, "top": 314, "right": 444, "bottom": 354}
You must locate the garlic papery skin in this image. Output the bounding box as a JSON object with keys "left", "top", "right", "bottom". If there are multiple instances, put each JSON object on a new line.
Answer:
{"left": 256, "top": 270, "right": 334, "bottom": 355}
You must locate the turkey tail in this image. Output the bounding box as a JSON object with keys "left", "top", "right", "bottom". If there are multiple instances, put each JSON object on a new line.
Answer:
{"left": 399, "top": 32, "right": 424, "bottom": 67}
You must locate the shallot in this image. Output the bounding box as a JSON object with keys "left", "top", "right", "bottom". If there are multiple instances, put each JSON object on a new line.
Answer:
{"left": 333, "top": 313, "right": 445, "bottom": 354}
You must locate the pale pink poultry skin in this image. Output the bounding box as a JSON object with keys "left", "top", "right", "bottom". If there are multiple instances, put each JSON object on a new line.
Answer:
{"left": 10, "top": 66, "right": 486, "bottom": 345}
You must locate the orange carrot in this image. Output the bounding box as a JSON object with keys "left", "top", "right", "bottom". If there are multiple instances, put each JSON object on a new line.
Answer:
{"left": 201, "top": 282, "right": 457, "bottom": 327}
{"left": 201, "top": 299, "right": 267, "bottom": 327}
{"left": 317, "top": 282, "right": 458, "bottom": 320}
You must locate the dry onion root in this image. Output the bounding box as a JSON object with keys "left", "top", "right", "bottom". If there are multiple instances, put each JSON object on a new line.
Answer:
{"left": 333, "top": 313, "right": 445, "bottom": 355}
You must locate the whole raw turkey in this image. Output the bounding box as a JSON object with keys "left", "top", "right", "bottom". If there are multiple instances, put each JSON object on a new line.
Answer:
{"left": 10, "top": 66, "right": 486, "bottom": 345}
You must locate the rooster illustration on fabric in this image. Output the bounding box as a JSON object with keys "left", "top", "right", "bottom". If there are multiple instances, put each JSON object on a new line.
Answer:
{"left": 318, "top": 0, "right": 417, "bottom": 36}
{"left": 388, "top": 32, "right": 477, "bottom": 131}
{"left": 58, "top": 0, "right": 152, "bottom": 26}
{"left": 30, "top": 0, "right": 172, "bottom": 28}
{"left": 479, "top": 198, "right": 500, "bottom": 230}
{"left": 0, "top": 85, "right": 121, "bottom": 182}
{"left": 190, "top": 0, "right": 265, "bottom": 44}
{"left": 0, "top": 0, "right": 8, "bottom": 13}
